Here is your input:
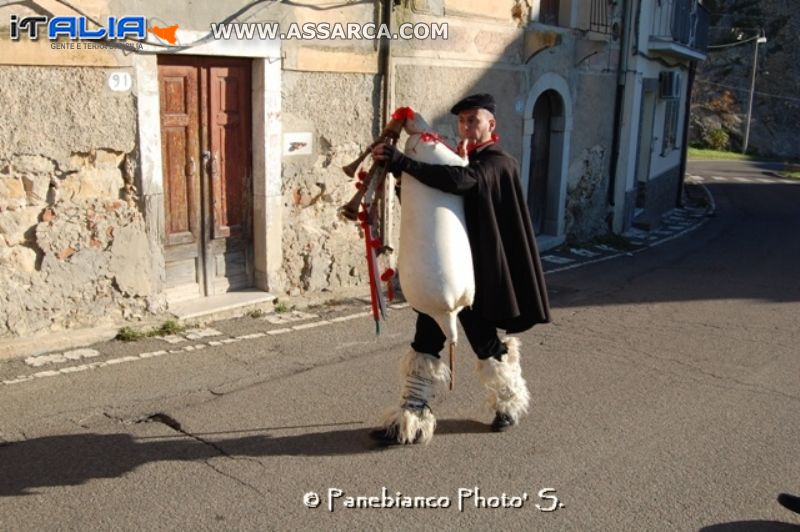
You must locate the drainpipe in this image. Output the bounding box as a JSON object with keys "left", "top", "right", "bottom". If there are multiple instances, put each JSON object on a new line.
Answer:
{"left": 379, "top": 0, "right": 394, "bottom": 125}
{"left": 607, "top": 0, "right": 631, "bottom": 231}
{"left": 676, "top": 59, "right": 697, "bottom": 207}
{"left": 379, "top": 0, "right": 396, "bottom": 265}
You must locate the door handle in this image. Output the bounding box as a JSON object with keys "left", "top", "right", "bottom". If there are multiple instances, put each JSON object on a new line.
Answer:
{"left": 185, "top": 156, "right": 195, "bottom": 178}
{"left": 210, "top": 152, "right": 220, "bottom": 179}
{"left": 202, "top": 150, "right": 213, "bottom": 177}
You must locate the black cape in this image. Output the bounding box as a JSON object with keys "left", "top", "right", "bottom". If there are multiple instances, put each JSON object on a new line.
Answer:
{"left": 399, "top": 143, "right": 551, "bottom": 332}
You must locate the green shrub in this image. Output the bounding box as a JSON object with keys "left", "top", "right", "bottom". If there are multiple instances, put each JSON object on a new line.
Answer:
{"left": 703, "top": 128, "right": 730, "bottom": 151}
{"left": 116, "top": 320, "right": 187, "bottom": 342}
{"left": 116, "top": 327, "right": 144, "bottom": 342}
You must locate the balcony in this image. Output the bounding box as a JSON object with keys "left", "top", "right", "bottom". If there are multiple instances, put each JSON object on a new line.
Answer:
{"left": 586, "top": 0, "right": 613, "bottom": 35}
{"left": 649, "top": 0, "right": 709, "bottom": 61}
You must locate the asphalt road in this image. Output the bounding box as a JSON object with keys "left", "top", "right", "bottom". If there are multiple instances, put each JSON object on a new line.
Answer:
{"left": 1, "top": 160, "right": 798, "bottom": 530}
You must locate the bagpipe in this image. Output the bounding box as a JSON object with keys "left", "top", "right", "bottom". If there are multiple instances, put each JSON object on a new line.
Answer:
{"left": 340, "top": 107, "right": 475, "bottom": 388}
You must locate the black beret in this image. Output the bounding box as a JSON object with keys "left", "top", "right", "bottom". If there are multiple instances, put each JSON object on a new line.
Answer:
{"left": 450, "top": 93, "right": 496, "bottom": 115}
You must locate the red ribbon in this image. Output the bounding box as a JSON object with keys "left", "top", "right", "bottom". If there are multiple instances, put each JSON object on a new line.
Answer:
{"left": 466, "top": 133, "right": 500, "bottom": 155}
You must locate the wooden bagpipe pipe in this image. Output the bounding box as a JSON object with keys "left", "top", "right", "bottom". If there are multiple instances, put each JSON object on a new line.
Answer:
{"left": 338, "top": 110, "right": 406, "bottom": 335}
{"left": 340, "top": 107, "right": 475, "bottom": 388}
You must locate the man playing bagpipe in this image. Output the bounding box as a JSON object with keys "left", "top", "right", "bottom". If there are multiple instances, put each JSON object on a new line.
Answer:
{"left": 370, "top": 93, "right": 551, "bottom": 445}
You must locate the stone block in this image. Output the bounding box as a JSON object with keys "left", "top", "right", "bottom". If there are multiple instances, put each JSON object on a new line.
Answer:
{"left": 94, "top": 149, "right": 124, "bottom": 170}
{"left": 110, "top": 224, "right": 152, "bottom": 297}
{"left": 0, "top": 177, "right": 26, "bottom": 209}
{"left": 12, "top": 154, "right": 55, "bottom": 175}
{"left": 0, "top": 207, "right": 40, "bottom": 246}
{"left": 8, "top": 246, "right": 37, "bottom": 273}
{"left": 21, "top": 174, "right": 50, "bottom": 205}
{"left": 60, "top": 167, "right": 124, "bottom": 201}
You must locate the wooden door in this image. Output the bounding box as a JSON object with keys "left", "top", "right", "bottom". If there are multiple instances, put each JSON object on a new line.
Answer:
{"left": 529, "top": 93, "right": 552, "bottom": 235}
{"left": 158, "top": 56, "right": 253, "bottom": 302}
{"left": 207, "top": 61, "right": 252, "bottom": 294}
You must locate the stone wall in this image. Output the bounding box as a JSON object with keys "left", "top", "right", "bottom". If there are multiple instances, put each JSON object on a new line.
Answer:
{"left": 564, "top": 145, "right": 610, "bottom": 242}
{"left": 565, "top": 68, "right": 617, "bottom": 241}
{"left": 0, "top": 66, "right": 156, "bottom": 338}
{"left": 279, "top": 71, "right": 381, "bottom": 295}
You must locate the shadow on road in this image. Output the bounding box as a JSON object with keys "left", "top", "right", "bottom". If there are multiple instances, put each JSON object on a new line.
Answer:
{"left": 0, "top": 418, "right": 488, "bottom": 496}
{"left": 696, "top": 492, "right": 800, "bottom": 530}
{"left": 699, "top": 521, "right": 800, "bottom": 531}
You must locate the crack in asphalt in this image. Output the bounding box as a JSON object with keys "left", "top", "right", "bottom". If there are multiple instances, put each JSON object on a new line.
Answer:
{"left": 200, "top": 459, "right": 267, "bottom": 499}
{"left": 139, "top": 412, "right": 269, "bottom": 474}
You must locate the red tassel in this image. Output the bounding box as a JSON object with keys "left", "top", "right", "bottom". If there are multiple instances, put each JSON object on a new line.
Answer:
{"left": 391, "top": 106, "right": 415, "bottom": 121}
{"left": 381, "top": 268, "right": 396, "bottom": 302}
{"left": 357, "top": 169, "right": 368, "bottom": 181}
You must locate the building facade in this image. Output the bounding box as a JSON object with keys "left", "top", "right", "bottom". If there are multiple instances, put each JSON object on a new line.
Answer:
{"left": 612, "top": 0, "right": 709, "bottom": 231}
{"left": 0, "top": 0, "right": 706, "bottom": 340}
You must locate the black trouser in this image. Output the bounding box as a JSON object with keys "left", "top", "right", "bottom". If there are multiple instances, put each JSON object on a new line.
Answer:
{"left": 411, "top": 307, "right": 508, "bottom": 360}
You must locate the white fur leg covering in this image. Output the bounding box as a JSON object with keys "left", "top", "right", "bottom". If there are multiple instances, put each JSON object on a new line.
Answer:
{"left": 379, "top": 350, "right": 450, "bottom": 444}
{"left": 475, "top": 337, "right": 530, "bottom": 423}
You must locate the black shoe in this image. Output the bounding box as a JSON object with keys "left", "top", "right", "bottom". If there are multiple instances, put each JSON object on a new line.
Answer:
{"left": 490, "top": 412, "right": 515, "bottom": 432}
{"left": 778, "top": 493, "right": 800, "bottom": 514}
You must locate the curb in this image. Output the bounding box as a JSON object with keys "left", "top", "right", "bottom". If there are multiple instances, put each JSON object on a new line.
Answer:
{"left": 2, "top": 183, "right": 717, "bottom": 365}
{"left": 541, "top": 181, "right": 714, "bottom": 275}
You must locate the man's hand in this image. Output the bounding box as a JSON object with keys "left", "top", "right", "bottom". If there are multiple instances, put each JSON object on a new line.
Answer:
{"left": 371, "top": 142, "right": 394, "bottom": 163}
{"left": 457, "top": 139, "right": 469, "bottom": 158}
{"left": 371, "top": 142, "right": 406, "bottom": 176}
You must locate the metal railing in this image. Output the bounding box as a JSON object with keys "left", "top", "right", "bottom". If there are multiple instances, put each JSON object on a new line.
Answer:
{"left": 651, "top": 0, "right": 710, "bottom": 52}
{"left": 588, "top": 0, "right": 612, "bottom": 34}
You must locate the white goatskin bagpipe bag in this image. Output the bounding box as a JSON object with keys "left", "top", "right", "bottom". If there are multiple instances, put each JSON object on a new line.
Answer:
{"left": 397, "top": 113, "right": 475, "bottom": 345}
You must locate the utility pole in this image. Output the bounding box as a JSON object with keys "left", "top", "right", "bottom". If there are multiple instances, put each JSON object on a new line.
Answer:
{"left": 743, "top": 30, "right": 767, "bottom": 154}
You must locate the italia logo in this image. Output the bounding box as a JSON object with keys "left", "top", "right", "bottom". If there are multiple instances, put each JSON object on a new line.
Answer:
{"left": 9, "top": 15, "right": 147, "bottom": 40}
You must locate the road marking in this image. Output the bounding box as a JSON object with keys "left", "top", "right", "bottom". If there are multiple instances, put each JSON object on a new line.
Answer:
{"left": 25, "top": 348, "right": 101, "bottom": 368}
{"left": 292, "top": 320, "right": 332, "bottom": 331}
{"left": 542, "top": 255, "right": 575, "bottom": 265}
{"left": 569, "top": 248, "right": 601, "bottom": 258}
{"left": 329, "top": 312, "right": 372, "bottom": 323}
{"left": 184, "top": 328, "right": 224, "bottom": 340}
{"left": 593, "top": 244, "right": 619, "bottom": 253}
{"left": 236, "top": 333, "right": 267, "bottom": 340}
{"left": 263, "top": 311, "right": 319, "bottom": 325}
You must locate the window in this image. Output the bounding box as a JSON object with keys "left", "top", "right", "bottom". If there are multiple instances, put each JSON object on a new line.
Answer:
{"left": 540, "top": 0, "right": 560, "bottom": 26}
{"left": 661, "top": 99, "right": 681, "bottom": 154}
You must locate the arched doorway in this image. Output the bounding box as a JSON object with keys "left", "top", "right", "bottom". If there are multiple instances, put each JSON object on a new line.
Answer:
{"left": 528, "top": 90, "right": 565, "bottom": 235}
{"left": 521, "top": 73, "right": 572, "bottom": 249}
